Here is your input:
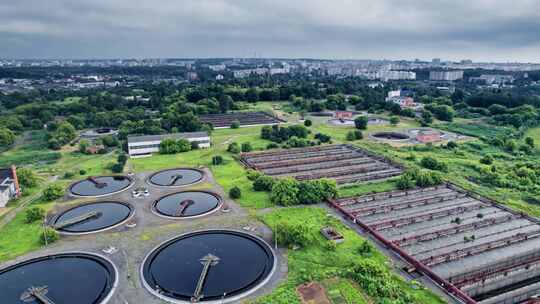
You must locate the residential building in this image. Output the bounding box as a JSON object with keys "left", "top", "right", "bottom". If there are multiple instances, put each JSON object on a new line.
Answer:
{"left": 127, "top": 132, "right": 210, "bottom": 157}
{"left": 0, "top": 166, "right": 21, "bottom": 207}
{"left": 429, "top": 70, "right": 464, "bottom": 81}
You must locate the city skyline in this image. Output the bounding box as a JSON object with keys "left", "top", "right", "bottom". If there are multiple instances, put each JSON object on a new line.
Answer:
{"left": 1, "top": 0, "right": 540, "bottom": 62}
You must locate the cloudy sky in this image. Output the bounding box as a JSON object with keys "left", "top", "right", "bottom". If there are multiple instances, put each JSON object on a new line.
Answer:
{"left": 1, "top": 0, "right": 539, "bottom": 62}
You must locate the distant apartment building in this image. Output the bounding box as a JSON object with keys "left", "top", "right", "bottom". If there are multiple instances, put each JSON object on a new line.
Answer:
{"left": 377, "top": 70, "right": 416, "bottom": 82}
{"left": 269, "top": 68, "right": 290, "bottom": 75}
{"left": 470, "top": 74, "right": 515, "bottom": 85}
{"left": 429, "top": 70, "right": 464, "bottom": 81}
{"left": 186, "top": 72, "right": 198, "bottom": 81}
{"left": 208, "top": 64, "right": 226, "bottom": 72}
{"left": 0, "top": 166, "right": 20, "bottom": 207}
{"left": 127, "top": 132, "right": 210, "bottom": 157}
{"left": 233, "top": 68, "right": 269, "bottom": 79}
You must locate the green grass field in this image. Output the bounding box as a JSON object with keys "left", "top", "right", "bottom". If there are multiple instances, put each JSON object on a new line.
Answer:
{"left": 252, "top": 207, "right": 444, "bottom": 304}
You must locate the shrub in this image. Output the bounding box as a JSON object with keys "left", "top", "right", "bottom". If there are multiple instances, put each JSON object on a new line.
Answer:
{"left": 274, "top": 221, "right": 314, "bottom": 247}
{"left": 229, "top": 186, "right": 241, "bottom": 199}
{"left": 111, "top": 163, "right": 124, "bottom": 173}
{"left": 230, "top": 120, "right": 240, "bottom": 129}
{"left": 480, "top": 155, "right": 494, "bottom": 165}
{"left": 525, "top": 136, "right": 535, "bottom": 148}
{"left": 241, "top": 142, "right": 253, "bottom": 152}
{"left": 304, "top": 119, "right": 312, "bottom": 127}
{"left": 396, "top": 174, "right": 415, "bottom": 190}
{"left": 266, "top": 142, "right": 279, "bottom": 149}
{"left": 17, "top": 168, "right": 38, "bottom": 188}
{"left": 389, "top": 116, "right": 400, "bottom": 126}
{"left": 357, "top": 240, "right": 374, "bottom": 256}
{"left": 227, "top": 142, "right": 241, "bottom": 154}
{"left": 354, "top": 116, "right": 368, "bottom": 130}
{"left": 212, "top": 155, "right": 223, "bottom": 165}
{"left": 446, "top": 141, "right": 458, "bottom": 149}
{"left": 297, "top": 179, "right": 337, "bottom": 204}
{"left": 26, "top": 207, "right": 45, "bottom": 223}
{"left": 43, "top": 184, "right": 64, "bottom": 201}
{"left": 79, "top": 169, "right": 87, "bottom": 175}
{"left": 270, "top": 178, "right": 300, "bottom": 206}
{"left": 63, "top": 171, "right": 75, "bottom": 179}
{"left": 246, "top": 169, "right": 263, "bottom": 181}
{"left": 40, "top": 228, "right": 59, "bottom": 245}
{"left": 314, "top": 133, "right": 331, "bottom": 143}
{"left": 253, "top": 175, "right": 275, "bottom": 192}
{"left": 420, "top": 156, "right": 448, "bottom": 172}
{"left": 285, "top": 136, "right": 310, "bottom": 148}
{"left": 78, "top": 140, "right": 90, "bottom": 154}
{"left": 117, "top": 153, "right": 128, "bottom": 165}
{"left": 346, "top": 130, "right": 363, "bottom": 141}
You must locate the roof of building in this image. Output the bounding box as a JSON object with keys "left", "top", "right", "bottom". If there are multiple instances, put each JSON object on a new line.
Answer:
{"left": 127, "top": 132, "right": 209, "bottom": 144}
{"left": 0, "top": 168, "right": 13, "bottom": 181}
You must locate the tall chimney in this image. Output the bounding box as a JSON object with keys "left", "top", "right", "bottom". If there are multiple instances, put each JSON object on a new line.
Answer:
{"left": 10, "top": 165, "right": 21, "bottom": 197}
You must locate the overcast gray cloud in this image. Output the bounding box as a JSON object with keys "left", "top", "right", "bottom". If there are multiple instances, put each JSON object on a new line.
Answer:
{"left": 1, "top": 0, "right": 539, "bottom": 62}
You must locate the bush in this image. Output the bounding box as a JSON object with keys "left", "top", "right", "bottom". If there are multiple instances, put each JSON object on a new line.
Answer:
{"left": 398, "top": 169, "right": 443, "bottom": 189}
{"left": 227, "top": 142, "right": 241, "bottom": 154}
{"left": 346, "top": 130, "right": 363, "bottom": 141}
{"left": 26, "top": 207, "right": 45, "bottom": 223}
{"left": 17, "top": 168, "right": 38, "bottom": 188}
{"left": 357, "top": 240, "right": 374, "bottom": 256}
{"left": 229, "top": 186, "right": 241, "bottom": 199}
{"left": 231, "top": 120, "right": 240, "bottom": 129}
{"left": 420, "top": 156, "right": 448, "bottom": 172}
{"left": 43, "top": 184, "right": 64, "bottom": 201}
{"left": 396, "top": 174, "right": 416, "bottom": 190}
{"left": 246, "top": 169, "right": 263, "bottom": 181}
{"left": 40, "top": 228, "right": 59, "bottom": 245}
{"left": 253, "top": 175, "right": 275, "bottom": 191}
{"left": 389, "top": 116, "right": 400, "bottom": 126}
{"left": 303, "top": 119, "right": 312, "bottom": 127}
{"left": 117, "top": 153, "right": 128, "bottom": 165}
{"left": 266, "top": 142, "right": 279, "bottom": 149}
{"left": 79, "top": 169, "right": 87, "bottom": 175}
{"left": 111, "top": 163, "right": 124, "bottom": 173}
{"left": 446, "top": 141, "right": 458, "bottom": 149}
{"left": 354, "top": 116, "right": 368, "bottom": 130}
{"left": 212, "top": 155, "right": 223, "bottom": 165}
{"left": 274, "top": 221, "right": 314, "bottom": 247}
{"left": 241, "top": 142, "right": 253, "bottom": 152}
{"left": 480, "top": 155, "right": 494, "bottom": 165}
{"left": 159, "top": 138, "right": 192, "bottom": 154}
{"left": 270, "top": 178, "right": 300, "bottom": 206}
{"left": 63, "top": 171, "right": 75, "bottom": 179}
{"left": 297, "top": 179, "right": 338, "bottom": 204}
{"left": 78, "top": 140, "right": 90, "bottom": 154}
{"left": 314, "top": 133, "right": 332, "bottom": 143}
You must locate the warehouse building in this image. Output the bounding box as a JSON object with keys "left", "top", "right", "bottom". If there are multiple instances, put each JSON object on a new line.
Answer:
{"left": 127, "top": 132, "right": 210, "bottom": 157}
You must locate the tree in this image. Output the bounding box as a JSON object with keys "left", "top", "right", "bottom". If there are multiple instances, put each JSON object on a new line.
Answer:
{"left": 212, "top": 155, "right": 223, "bottom": 165}
{"left": 420, "top": 111, "right": 433, "bottom": 126}
{"left": 79, "top": 140, "right": 90, "bottom": 154}
{"left": 420, "top": 156, "right": 448, "bottom": 172}
{"left": 111, "top": 163, "right": 124, "bottom": 173}
{"left": 525, "top": 137, "right": 535, "bottom": 148}
{"left": 229, "top": 186, "right": 241, "bottom": 199}
{"left": 230, "top": 120, "right": 240, "bottom": 129}
{"left": 253, "top": 175, "right": 275, "bottom": 191}
{"left": 354, "top": 116, "right": 368, "bottom": 130}
{"left": 17, "top": 168, "right": 38, "bottom": 188}
{"left": 40, "top": 228, "right": 59, "bottom": 245}
{"left": 0, "top": 128, "right": 16, "bottom": 147}
{"left": 26, "top": 207, "right": 45, "bottom": 223}
{"left": 241, "top": 142, "right": 253, "bottom": 152}
{"left": 177, "top": 139, "right": 192, "bottom": 152}
{"left": 274, "top": 221, "right": 314, "bottom": 247}
{"left": 227, "top": 142, "right": 241, "bottom": 154}
{"left": 43, "top": 184, "right": 64, "bottom": 201}
{"left": 446, "top": 141, "right": 458, "bottom": 149}
{"left": 304, "top": 119, "right": 312, "bottom": 127}
{"left": 159, "top": 138, "right": 179, "bottom": 154}
{"left": 480, "top": 155, "right": 494, "bottom": 165}
{"left": 389, "top": 116, "right": 400, "bottom": 126}
{"left": 297, "top": 179, "right": 337, "bottom": 204}
{"left": 314, "top": 133, "right": 331, "bottom": 143}
{"left": 270, "top": 178, "right": 300, "bottom": 206}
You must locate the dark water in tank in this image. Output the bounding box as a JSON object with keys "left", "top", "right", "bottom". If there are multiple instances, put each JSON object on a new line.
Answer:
{"left": 154, "top": 192, "right": 220, "bottom": 217}
{"left": 70, "top": 176, "right": 132, "bottom": 196}
{"left": 54, "top": 201, "right": 132, "bottom": 233}
{"left": 143, "top": 231, "right": 274, "bottom": 301}
{"left": 0, "top": 253, "right": 116, "bottom": 304}
{"left": 149, "top": 169, "right": 203, "bottom": 186}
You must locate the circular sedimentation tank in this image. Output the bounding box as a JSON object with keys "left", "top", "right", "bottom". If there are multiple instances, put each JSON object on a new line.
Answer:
{"left": 371, "top": 131, "right": 410, "bottom": 141}
{"left": 141, "top": 230, "right": 275, "bottom": 303}
{"left": 153, "top": 191, "right": 221, "bottom": 219}
{"left": 69, "top": 176, "right": 133, "bottom": 197}
{"left": 52, "top": 201, "right": 134, "bottom": 234}
{"left": 149, "top": 168, "right": 204, "bottom": 187}
{"left": 0, "top": 252, "right": 117, "bottom": 304}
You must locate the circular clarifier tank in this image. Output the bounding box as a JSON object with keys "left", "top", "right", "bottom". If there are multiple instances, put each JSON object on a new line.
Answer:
{"left": 0, "top": 252, "right": 118, "bottom": 304}
{"left": 149, "top": 168, "right": 204, "bottom": 187}
{"left": 141, "top": 230, "right": 276, "bottom": 303}
{"left": 69, "top": 176, "right": 133, "bottom": 197}
{"left": 153, "top": 191, "right": 221, "bottom": 219}
{"left": 371, "top": 131, "right": 410, "bottom": 141}
{"left": 52, "top": 201, "right": 134, "bottom": 234}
